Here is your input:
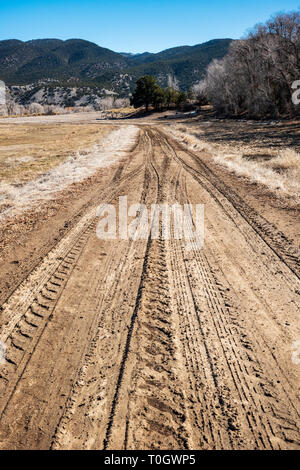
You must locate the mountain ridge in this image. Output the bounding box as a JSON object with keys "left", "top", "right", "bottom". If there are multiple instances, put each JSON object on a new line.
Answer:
{"left": 0, "top": 37, "right": 233, "bottom": 99}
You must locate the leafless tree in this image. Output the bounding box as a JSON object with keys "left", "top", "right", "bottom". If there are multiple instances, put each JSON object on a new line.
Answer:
{"left": 199, "top": 11, "right": 300, "bottom": 117}
{"left": 28, "top": 102, "right": 44, "bottom": 115}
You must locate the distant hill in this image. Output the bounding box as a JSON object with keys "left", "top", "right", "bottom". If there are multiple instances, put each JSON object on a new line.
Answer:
{"left": 0, "top": 39, "right": 127, "bottom": 85}
{"left": 125, "top": 39, "right": 232, "bottom": 91}
{"left": 0, "top": 38, "right": 232, "bottom": 96}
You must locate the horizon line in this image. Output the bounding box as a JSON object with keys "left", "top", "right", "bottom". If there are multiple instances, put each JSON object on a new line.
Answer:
{"left": 0, "top": 36, "right": 234, "bottom": 55}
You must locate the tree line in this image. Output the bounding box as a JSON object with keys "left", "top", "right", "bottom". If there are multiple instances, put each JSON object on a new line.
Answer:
{"left": 130, "top": 75, "right": 189, "bottom": 112}
{"left": 193, "top": 11, "right": 300, "bottom": 118}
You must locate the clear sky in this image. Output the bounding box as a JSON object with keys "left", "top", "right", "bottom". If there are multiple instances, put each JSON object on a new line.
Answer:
{"left": 0, "top": 0, "right": 299, "bottom": 53}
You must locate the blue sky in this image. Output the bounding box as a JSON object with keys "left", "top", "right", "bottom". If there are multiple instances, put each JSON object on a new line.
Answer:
{"left": 0, "top": 0, "right": 299, "bottom": 53}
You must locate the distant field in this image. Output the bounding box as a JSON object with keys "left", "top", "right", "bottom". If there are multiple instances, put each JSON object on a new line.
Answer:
{"left": 0, "top": 122, "right": 113, "bottom": 183}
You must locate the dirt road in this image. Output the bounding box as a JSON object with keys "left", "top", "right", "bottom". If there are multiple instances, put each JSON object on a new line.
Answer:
{"left": 0, "top": 125, "right": 299, "bottom": 450}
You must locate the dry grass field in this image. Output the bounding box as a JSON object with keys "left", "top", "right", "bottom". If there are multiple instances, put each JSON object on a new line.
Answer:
{"left": 0, "top": 122, "right": 113, "bottom": 183}
{"left": 166, "top": 119, "right": 300, "bottom": 199}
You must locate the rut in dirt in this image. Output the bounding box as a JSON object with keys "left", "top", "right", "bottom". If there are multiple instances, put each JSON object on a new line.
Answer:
{"left": 0, "top": 126, "right": 299, "bottom": 450}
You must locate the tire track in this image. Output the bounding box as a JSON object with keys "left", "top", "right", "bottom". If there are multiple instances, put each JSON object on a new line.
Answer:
{"left": 159, "top": 127, "right": 300, "bottom": 280}
{"left": 0, "top": 129, "right": 144, "bottom": 419}
{"left": 101, "top": 129, "right": 191, "bottom": 450}
{"left": 147, "top": 129, "right": 299, "bottom": 449}
{"left": 0, "top": 124, "right": 299, "bottom": 450}
{"left": 172, "top": 156, "right": 299, "bottom": 449}
{"left": 50, "top": 130, "right": 159, "bottom": 449}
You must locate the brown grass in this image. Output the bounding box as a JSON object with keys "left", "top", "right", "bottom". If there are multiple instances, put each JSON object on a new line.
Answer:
{"left": 167, "top": 124, "right": 300, "bottom": 199}
{"left": 0, "top": 123, "right": 113, "bottom": 183}
{"left": 106, "top": 106, "right": 134, "bottom": 114}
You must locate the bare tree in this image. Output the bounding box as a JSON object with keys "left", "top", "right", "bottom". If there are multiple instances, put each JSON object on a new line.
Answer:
{"left": 199, "top": 11, "right": 300, "bottom": 117}
{"left": 28, "top": 103, "right": 44, "bottom": 115}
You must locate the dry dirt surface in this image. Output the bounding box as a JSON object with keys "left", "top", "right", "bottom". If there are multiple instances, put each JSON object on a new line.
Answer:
{"left": 0, "top": 122, "right": 299, "bottom": 450}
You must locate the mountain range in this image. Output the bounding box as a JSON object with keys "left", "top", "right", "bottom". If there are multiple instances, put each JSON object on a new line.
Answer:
{"left": 0, "top": 38, "right": 232, "bottom": 94}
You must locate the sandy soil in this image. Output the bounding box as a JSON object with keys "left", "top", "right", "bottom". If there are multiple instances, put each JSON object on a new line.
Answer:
{"left": 0, "top": 116, "right": 299, "bottom": 450}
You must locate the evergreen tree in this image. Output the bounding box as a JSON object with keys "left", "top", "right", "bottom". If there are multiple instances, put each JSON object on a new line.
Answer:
{"left": 175, "top": 91, "right": 188, "bottom": 108}
{"left": 130, "top": 75, "right": 158, "bottom": 112}
{"left": 164, "top": 87, "right": 177, "bottom": 109}
{"left": 153, "top": 86, "right": 165, "bottom": 110}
